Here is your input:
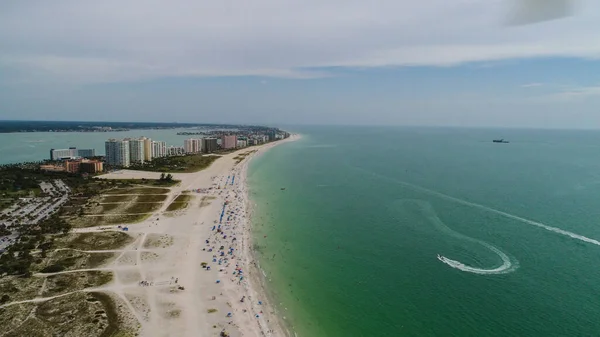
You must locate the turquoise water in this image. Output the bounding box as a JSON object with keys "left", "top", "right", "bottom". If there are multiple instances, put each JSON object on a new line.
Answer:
{"left": 248, "top": 126, "right": 600, "bottom": 336}
{"left": 0, "top": 128, "right": 198, "bottom": 164}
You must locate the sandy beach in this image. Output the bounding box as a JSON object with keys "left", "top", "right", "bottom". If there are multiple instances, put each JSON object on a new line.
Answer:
{"left": 91, "top": 136, "right": 299, "bottom": 337}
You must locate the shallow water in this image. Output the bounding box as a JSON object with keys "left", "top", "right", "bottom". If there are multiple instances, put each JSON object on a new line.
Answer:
{"left": 248, "top": 126, "right": 600, "bottom": 336}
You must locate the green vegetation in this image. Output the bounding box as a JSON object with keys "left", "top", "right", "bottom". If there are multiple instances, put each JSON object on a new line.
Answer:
{"left": 40, "top": 264, "right": 65, "bottom": 273}
{"left": 122, "top": 202, "right": 163, "bottom": 214}
{"left": 0, "top": 303, "right": 38, "bottom": 336}
{"left": 0, "top": 171, "right": 149, "bottom": 337}
{"left": 96, "top": 191, "right": 167, "bottom": 206}
{"left": 82, "top": 198, "right": 163, "bottom": 217}
{"left": 95, "top": 177, "right": 178, "bottom": 187}
{"left": 0, "top": 169, "right": 42, "bottom": 197}
{"left": 55, "top": 232, "right": 134, "bottom": 251}
{"left": 173, "top": 194, "right": 192, "bottom": 203}
{"left": 233, "top": 150, "right": 257, "bottom": 164}
{"left": 99, "top": 195, "right": 129, "bottom": 203}
{"left": 136, "top": 194, "right": 168, "bottom": 202}
{"left": 165, "top": 202, "right": 187, "bottom": 212}
{"left": 104, "top": 187, "right": 170, "bottom": 195}
{"left": 43, "top": 271, "right": 112, "bottom": 296}
{"left": 92, "top": 292, "right": 123, "bottom": 337}
{"left": 99, "top": 203, "right": 121, "bottom": 213}
{"left": 63, "top": 183, "right": 169, "bottom": 227}
{"left": 128, "top": 153, "right": 221, "bottom": 173}
{"left": 0, "top": 291, "right": 120, "bottom": 337}
{"left": 42, "top": 250, "right": 115, "bottom": 272}
{"left": 0, "top": 276, "right": 44, "bottom": 302}
{"left": 159, "top": 173, "right": 173, "bottom": 182}
{"left": 0, "top": 225, "right": 10, "bottom": 236}
{"left": 70, "top": 213, "right": 150, "bottom": 227}
{"left": 165, "top": 194, "right": 192, "bottom": 212}
{"left": 81, "top": 186, "right": 169, "bottom": 218}
{"left": 0, "top": 214, "right": 71, "bottom": 276}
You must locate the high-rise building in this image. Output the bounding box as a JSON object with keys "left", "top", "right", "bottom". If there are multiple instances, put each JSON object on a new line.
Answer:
{"left": 77, "top": 149, "right": 96, "bottom": 158}
{"left": 143, "top": 137, "right": 153, "bottom": 161}
{"left": 221, "top": 135, "right": 237, "bottom": 150}
{"left": 152, "top": 141, "right": 167, "bottom": 158}
{"left": 50, "top": 147, "right": 95, "bottom": 160}
{"left": 50, "top": 147, "right": 77, "bottom": 160}
{"left": 184, "top": 138, "right": 202, "bottom": 154}
{"left": 105, "top": 139, "right": 130, "bottom": 167}
{"left": 167, "top": 146, "right": 185, "bottom": 156}
{"left": 128, "top": 138, "right": 145, "bottom": 164}
{"left": 202, "top": 138, "right": 218, "bottom": 153}
{"left": 236, "top": 140, "right": 247, "bottom": 148}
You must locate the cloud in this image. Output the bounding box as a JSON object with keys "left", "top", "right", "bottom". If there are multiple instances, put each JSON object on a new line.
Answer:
{"left": 552, "top": 85, "right": 600, "bottom": 100}
{"left": 1, "top": 0, "right": 599, "bottom": 84}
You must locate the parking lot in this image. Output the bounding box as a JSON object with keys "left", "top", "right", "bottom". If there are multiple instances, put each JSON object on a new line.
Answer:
{"left": 0, "top": 179, "right": 71, "bottom": 251}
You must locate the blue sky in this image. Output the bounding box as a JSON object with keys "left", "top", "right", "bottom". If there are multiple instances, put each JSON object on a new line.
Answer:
{"left": 2, "top": 0, "right": 600, "bottom": 128}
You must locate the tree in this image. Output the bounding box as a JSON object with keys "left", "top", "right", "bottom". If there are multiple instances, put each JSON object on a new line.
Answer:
{"left": 165, "top": 174, "right": 173, "bottom": 182}
{"left": 160, "top": 173, "right": 166, "bottom": 181}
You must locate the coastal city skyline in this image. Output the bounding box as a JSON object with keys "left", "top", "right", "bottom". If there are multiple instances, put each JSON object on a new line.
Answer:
{"left": 34, "top": 127, "right": 289, "bottom": 175}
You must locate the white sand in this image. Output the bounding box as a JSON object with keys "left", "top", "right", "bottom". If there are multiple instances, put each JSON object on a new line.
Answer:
{"left": 93, "top": 136, "right": 299, "bottom": 337}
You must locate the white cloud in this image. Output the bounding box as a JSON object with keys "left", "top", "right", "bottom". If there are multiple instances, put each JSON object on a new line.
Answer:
{"left": 552, "top": 85, "right": 600, "bottom": 100}
{"left": 0, "top": 0, "right": 599, "bottom": 83}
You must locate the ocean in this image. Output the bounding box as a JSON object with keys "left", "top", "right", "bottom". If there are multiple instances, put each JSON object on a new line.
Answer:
{"left": 248, "top": 126, "right": 600, "bottom": 337}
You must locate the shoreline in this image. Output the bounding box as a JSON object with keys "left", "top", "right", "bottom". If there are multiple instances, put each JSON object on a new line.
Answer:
{"left": 243, "top": 137, "right": 301, "bottom": 337}
{"left": 91, "top": 135, "right": 299, "bottom": 336}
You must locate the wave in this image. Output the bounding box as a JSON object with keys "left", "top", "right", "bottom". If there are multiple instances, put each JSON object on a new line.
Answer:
{"left": 402, "top": 200, "right": 517, "bottom": 275}
{"left": 357, "top": 166, "right": 600, "bottom": 248}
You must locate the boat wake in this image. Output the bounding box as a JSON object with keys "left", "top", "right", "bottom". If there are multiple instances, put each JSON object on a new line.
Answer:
{"left": 356, "top": 166, "right": 600, "bottom": 248}
{"left": 437, "top": 249, "right": 514, "bottom": 275}
{"left": 405, "top": 200, "right": 517, "bottom": 275}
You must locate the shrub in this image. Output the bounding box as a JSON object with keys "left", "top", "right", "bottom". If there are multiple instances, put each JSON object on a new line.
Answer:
{"left": 40, "top": 264, "right": 65, "bottom": 273}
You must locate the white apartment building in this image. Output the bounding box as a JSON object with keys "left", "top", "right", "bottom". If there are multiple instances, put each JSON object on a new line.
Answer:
{"left": 152, "top": 141, "right": 167, "bottom": 158}
{"left": 50, "top": 147, "right": 77, "bottom": 160}
{"left": 167, "top": 146, "right": 185, "bottom": 156}
{"left": 50, "top": 147, "right": 96, "bottom": 160}
{"left": 105, "top": 139, "right": 130, "bottom": 167}
{"left": 128, "top": 138, "right": 145, "bottom": 164}
{"left": 184, "top": 138, "right": 202, "bottom": 154}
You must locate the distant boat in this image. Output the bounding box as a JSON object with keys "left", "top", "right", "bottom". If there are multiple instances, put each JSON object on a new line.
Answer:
{"left": 493, "top": 139, "right": 510, "bottom": 143}
{"left": 281, "top": 187, "right": 286, "bottom": 190}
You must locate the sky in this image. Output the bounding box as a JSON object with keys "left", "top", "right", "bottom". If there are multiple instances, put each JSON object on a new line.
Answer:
{"left": 1, "top": 0, "right": 600, "bottom": 128}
